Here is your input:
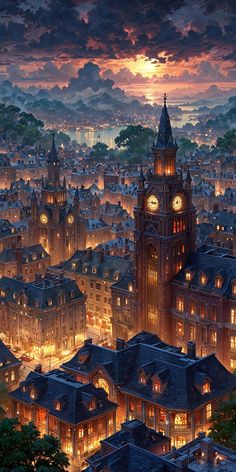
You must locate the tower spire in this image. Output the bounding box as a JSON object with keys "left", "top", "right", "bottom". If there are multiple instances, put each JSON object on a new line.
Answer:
{"left": 48, "top": 133, "right": 59, "bottom": 163}
{"left": 155, "top": 93, "right": 175, "bottom": 149}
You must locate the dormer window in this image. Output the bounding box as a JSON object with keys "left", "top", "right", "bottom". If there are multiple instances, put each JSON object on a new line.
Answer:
{"left": 72, "top": 262, "right": 76, "bottom": 269}
{"left": 0, "top": 290, "right": 5, "bottom": 297}
{"left": 128, "top": 283, "right": 133, "bottom": 292}
{"left": 139, "top": 371, "right": 146, "bottom": 385}
{"left": 113, "top": 271, "right": 120, "bottom": 281}
{"left": 232, "top": 281, "right": 236, "bottom": 296}
{"left": 200, "top": 273, "right": 207, "bottom": 286}
{"left": 103, "top": 270, "right": 109, "bottom": 278}
{"left": 55, "top": 400, "right": 61, "bottom": 411}
{"left": 153, "top": 379, "right": 161, "bottom": 393}
{"left": 215, "top": 276, "right": 223, "bottom": 289}
{"left": 92, "top": 266, "right": 97, "bottom": 274}
{"left": 88, "top": 399, "right": 96, "bottom": 411}
{"left": 185, "top": 270, "right": 192, "bottom": 282}
{"left": 202, "top": 381, "right": 211, "bottom": 394}
{"left": 82, "top": 264, "right": 88, "bottom": 273}
{"left": 30, "top": 388, "right": 36, "bottom": 400}
{"left": 47, "top": 298, "right": 53, "bottom": 306}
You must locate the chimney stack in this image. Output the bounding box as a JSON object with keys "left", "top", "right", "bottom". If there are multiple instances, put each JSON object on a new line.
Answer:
{"left": 116, "top": 338, "right": 125, "bottom": 351}
{"left": 187, "top": 341, "right": 196, "bottom": 359}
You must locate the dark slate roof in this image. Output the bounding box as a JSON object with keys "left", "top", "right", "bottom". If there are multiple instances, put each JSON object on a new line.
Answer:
{"left": 0, "top": 219, "right": 17, "bottom": 238}
{"left": 111, "top": 273, "right": 135, "bottom": 293}
{"left": 98, "top": 202, "right": 129, "bottom": 218}
{"left": 172, "top": 245, "right": 236, "bottom": 298}
{"left": 62, "top": 332, "right": 236, "bottom": 410}
{"left": 59, "top": 249, "right": 132, "bottom": 284}
{"left": 0, "top": 244, "right": 49, "bottom": 264}
{"left": 84, "top": 444, "right": 171, "bottom": 472}
{"left": 0, "top": 339, "right": 21, "bottom": 370}
{"left": 0, "top": 273, "right": 85, "bottom": 309}
{"left": 10, "top": 369, "right": 117, "bottom": 425}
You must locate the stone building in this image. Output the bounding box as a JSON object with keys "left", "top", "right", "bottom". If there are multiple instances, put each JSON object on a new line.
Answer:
{"left": 0, "top": 154, "right": 16, "bottom": 189}
{"left": 0, "top": 271, "right": 86, "bottom": 359}
{"left": 58, "top": 248, "right": 132, "bottom": 337}
{"left": 0, "top": 339, "right": 21, "bottom": 390}
{"left": 29, "top": 136, "right": 86, "bottom": 265}
{"left": 62, "top": 331, "right": 236, "bottom": 448}
{"left": 10, "top": 369, "right": 117, "bottom": 470}
{"left": 0, "top": 244, "right": 50, "bottom": 281}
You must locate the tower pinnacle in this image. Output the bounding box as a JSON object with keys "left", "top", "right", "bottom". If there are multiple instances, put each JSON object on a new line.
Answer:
{"left": 155, "top": 94, "right": 176, "bottom": 150}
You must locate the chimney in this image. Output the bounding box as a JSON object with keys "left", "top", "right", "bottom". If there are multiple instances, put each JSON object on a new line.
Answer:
{"left": 116, "top": 338, "right": 125, "bottom": 351}
{"left": 34, "top": 364, "right": 42, "bottom": 374}
{"left": 84, "top": 338, "right": 92, "bottom": 345}
{"left": 187, "top": 341, "right": 196, "bottom": 359}
{"left": 97, "top": 248, "right": 104, "bottom": 263}
{"left": 200, "top": 437, "right": 214, "bottom": 462}
{"left": 86, "top": 247, "right": 92, "bottom": 261}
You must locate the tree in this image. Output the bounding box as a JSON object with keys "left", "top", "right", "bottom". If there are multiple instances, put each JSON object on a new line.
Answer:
{"left": 115, "top": 125, "right": 154, "bottom": 154}
{"left": 209, "top": 395, "right": 236, "bottom": 450}
{"left": 216, "top": 129, "right": 236, "bottom": 153}
{"left": 0, "top": 382, "right": 8, "bottom": 419}
{"left": 91, "top": 141, "right": 109, "bottom": 158}
{"left": 177, "top": 137, "right": 198, "bottom": 156}
{"left": 0, "top": 418, "right": 69, "bottom": 471}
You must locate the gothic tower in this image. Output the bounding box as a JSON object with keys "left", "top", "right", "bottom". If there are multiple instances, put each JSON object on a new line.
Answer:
{"left": 134, "top": 95, "right": 196, "bottom": 342}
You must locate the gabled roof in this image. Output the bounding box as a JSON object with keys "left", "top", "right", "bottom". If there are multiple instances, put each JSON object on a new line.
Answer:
{"left": 0, "top": 339, "right": 21, "bottom": 369}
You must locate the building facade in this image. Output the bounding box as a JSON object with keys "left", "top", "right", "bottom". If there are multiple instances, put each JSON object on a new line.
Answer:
{"left": 10, "top": 369, "right": 117, "bottom": 470}
{"left": 62, "top": 331, "right": 236, "bottom": 448}
{"left": 0, "top": 271, "right": 86, "bottom": 359}
{"left": 29, "top": 136, "right": 86, "bottom": 265}
{"left": 0, "top": 244, "right": 50, "bottom": 281}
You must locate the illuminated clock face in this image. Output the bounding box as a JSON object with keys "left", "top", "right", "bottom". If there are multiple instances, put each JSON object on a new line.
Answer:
{"left": 67, "top": 214, "right": 74, "bottom": 224}
{"left": 172, "top": 195, "right": 183, "bottom": 211}
{"left": 40, "top": 213, "right": 48, "bottom": 225}
{"left": 147, "top": 195, "right": 159, "bottom": 212}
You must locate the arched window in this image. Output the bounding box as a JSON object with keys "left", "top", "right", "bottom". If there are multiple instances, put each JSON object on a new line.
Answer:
{"left": 175, "top": 413, "right": 187, "bottom": 426}
{"left": 175, "top": 436, "right": 187, "bottom": 448}
{"left": 94, "top": 377, "right": 109, "bottom": 395}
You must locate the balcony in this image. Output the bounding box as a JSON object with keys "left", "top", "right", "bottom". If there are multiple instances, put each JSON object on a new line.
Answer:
{"left": 172, "top": 423, "right": 191, "bottom": 430}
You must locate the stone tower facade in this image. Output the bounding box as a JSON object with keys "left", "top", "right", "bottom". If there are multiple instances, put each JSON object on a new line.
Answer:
{"left": 134, "top": 96, "right": 196, "bottom": 342}
{"left": 29, "top": 136, "right": 86, "bottom": 265}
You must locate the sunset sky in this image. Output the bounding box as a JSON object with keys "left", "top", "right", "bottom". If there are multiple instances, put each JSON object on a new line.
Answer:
{"left": 0, "top": 0, "right": 235, "bottom": 97}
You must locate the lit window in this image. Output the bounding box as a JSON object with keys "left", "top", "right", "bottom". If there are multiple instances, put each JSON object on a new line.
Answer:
{"left": 232, "top": 282, "right": 236, "bottom": 296}
{"left": 72, "top": 262, "right": 76, "bottom": 269}
{"left": 55, "top": 401, "right": 61, "bottom": 411}
{"left": 175, "top": 436, "right": 187, "bottom": 448}
{"left": 230, "top": 359, "right": 236, "bottom": 370}
{"left": 211, "top": 330, "right": 217, "bottom": 345}
{"left": 200, "top": 273, "right": 207, "bottom": 285}
{"left": 82, "top": 265, "right": 88, "bottom": 273}
{"left": 206, "top": 403, "right": 211, "bottom": 420}
{"left": 175, "top": 413, "right": 187, "bottom": 426}
{"left": 113, "top": 272, "right": 120, "bottom": 281}
{"left": 139, "top": 371, "right": 146, "bottom": 385}
{"left": 185, "top": 271, "right": 191, "bottom": 282}
{"left": 88, "top": 423, "right": 93, "bottom": 435}
{"left": 190, "top": 325, "right": 196, "bottom": 340}
{"left": 200, "top": 302, "right": 207, "bottom": 319}
{"left": 230, "top": 336, "right": 236, "bottom": 349}
{"left": 78, "top": 428, "right": 84, "bottom": 438}
{"left": 231, "top": 309, "right": 236, "bottom": 324}
{"left": 47, "top": 298, "right": 52, "bottom": 306}
{"left": 202, "top": 382, "right": 210, "bottom": 394}
{"left": 88, "top": 400, "right": 95, "bottom": 411}
{"left": 128, "top": 283, "right": 133, "bottom": 292}
{"left": 11, "top": 370, "right": 15, "bottom": 382}
{"left": 92, "top": 266, "right": 97, "bottom": 274}
{"left": 177, "top": 321, "right": 184, "bottom": 336}
{"left": 215, "top": 276, "right": 223, "bottom": 289}
{"left": 159, "top": 409, "right": 166, "bottom": 422}
{"left": 116, "top": 297, "right": 121, "bottom": 307}
{"left": 153, "top": 379, "right": 161, "bottom": 393}
{"left": 176, "top": 296, "right": 184, "bottom": 312}
{"left": 190, "top": 300, "right": 196, "bottom": 315}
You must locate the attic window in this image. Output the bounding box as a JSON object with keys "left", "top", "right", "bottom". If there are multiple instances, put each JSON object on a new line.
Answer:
{"left": 215, "top": 276, "right": 223, "bottom": 289}
{"left": 41, "top": 253, "right": 45, "bottom": 258}
{"left": 185, "top": 270, "right": 192, "bottom": 282}
{"left": 88, "top": 399, "right": 96, "bottom": 411}
{"left": 232, "top": 281, "right": 236, "bottom": 296}
{"left": 72, "top": 262, "right": 76, "bottom": 269}
{"left": 153, "top": 379, "right": 161, "bottom": 393}
{"left": 202, "top": 381, "right": 210, "bottom": 394}
{"left": 139, "top": 371, "right": 146, "bottom": 385}
{"left": 54, "top": 400, "right": 61, "bottom": 411}
{"left": 47, "top": 298, "right": 53, "bottom": 306}
{"left": 82, "top": 264, "right": 88, "bottom": 273}
{"left": 103, "top": 270, "right": 109, "bottom": 278}
{"left": 113, "top": 272, "right": 120, "bottom": 281}
{"left": 92, "top": 266, "right": 97, "bottom": 274}
{"left": 30, "top": 389, "right": 36, "bottom": 400}
{"left": 0, "top": 290, "right": 5, "bottom": 297}
{"left": 200, "top": 273, "right": 207, "bottom": 286}
{"left": 128, "top": 283, "right": 133, "bottom": 292}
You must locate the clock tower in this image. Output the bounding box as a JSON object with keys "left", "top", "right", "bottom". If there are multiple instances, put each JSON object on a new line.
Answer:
{"left": 29, "top": 135, "right": 86, "bottom": 265}
{"left": 134, "top": 95, "right": 196, "bottom": 342}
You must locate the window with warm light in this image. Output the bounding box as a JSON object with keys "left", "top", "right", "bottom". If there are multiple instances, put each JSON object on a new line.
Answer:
{"left": 200, "top": 273, "right": 207, "bottom": 285}
{"left": 128, "top": 283, "right": 133, "bottom": 292}
{"left": 177, "top": 321, "right": 184, "bottom": 336}
{"left": 231, "top": 309, "right": 236, "bottom": 324}
{"left": 116, "top": 297, "right": 121, "bottom": 307}
{"left": 190, "top": 325, "right": 196, "bottom": 340}
{"left": 215, "top": 276, "right": 223, "bottom": 289}
{"left": 200, "top": 302, "right": 207, "bottom": 319}
{"left": 78, "top": 428, "right": 84, "bottom": 438}
{"left": 230, "top": 336, "right": 236, "bottom": 349}
{"left": 55, "top": 401, "right": 61, "bottom": 411}
{"left": 232, "top": 282, "right": 236, "bottom": 296}
{"left": 88, "top": 399, "right": 96, "bottom": 411}
{"left": 206, "top": 403, "right": 211, "bottom": 420}
{"left": 88, "top": 423, "right": 93, "bottom": 435}
{"left": 176, "top": 296, "right": 184, "bottom": 312}
{"left": 153, "top": 379, "right": 161, "bottom": 393}
{"left": 202, "top": 381, "right": 210, "bottom": 394}
{"left": 211, "top": 330, "right": 217, "bottom": 345}
{"left": 175, "top": 436, "right": 187, "bottom": 448}
{"left": 230, "top": 359, "right": 236, "bottom": 370}
{"left": 174, "top": 413, "right": 187, "bottom": 427}
{"left": 185, "top": 271, "right": 191, "bottom": 282}
{"left": 159, "top": 409, "right": 166, "bottom": 422}
{"left": 190, "top": 300, "right": 196, "bottom": 315}
{"left": 139, "top": 371, "right": 146, "bottom": 385}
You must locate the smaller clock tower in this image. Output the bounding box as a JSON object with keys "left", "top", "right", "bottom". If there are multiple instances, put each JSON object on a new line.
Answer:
{"left": 134, "top": 95, "right": 196, "bottom": 342}
{"left": 29, "top": 136, "right": 86, "bottom": 265}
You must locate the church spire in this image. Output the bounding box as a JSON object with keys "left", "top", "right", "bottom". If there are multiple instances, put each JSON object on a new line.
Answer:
{"left": 155, "top": 94, "right": 175, "bottom": 149}
{"left": 48, "top": 133, "right": 59, "bottom": 163}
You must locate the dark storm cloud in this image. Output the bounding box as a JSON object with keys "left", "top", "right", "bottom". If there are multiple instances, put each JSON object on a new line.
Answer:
{"left": 0, "top": 0, "right": 235, "bottom": 65}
